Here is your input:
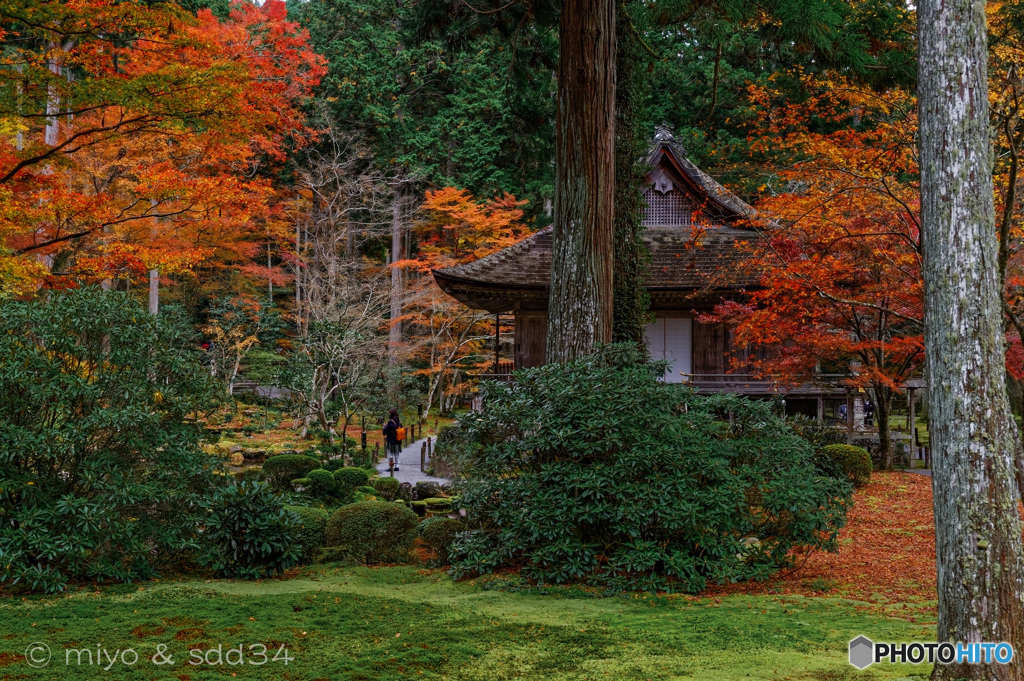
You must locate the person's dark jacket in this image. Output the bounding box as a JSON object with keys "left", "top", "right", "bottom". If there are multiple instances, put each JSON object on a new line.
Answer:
{"left": 383, "top": 418, "right": 401, "bottom": 445}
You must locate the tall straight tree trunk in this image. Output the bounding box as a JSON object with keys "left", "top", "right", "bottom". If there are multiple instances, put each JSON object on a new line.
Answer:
{"left": 389, "top": 178, "right": 406, "bottom": 366}
{"left": 612, "top": 2, "right": 651, "bottom": 346}
{"left": 546, "top": 0, "right": 616, "bottom": 363}
{"left": 919, "top": 0, "right": 1024, "bottom": 675}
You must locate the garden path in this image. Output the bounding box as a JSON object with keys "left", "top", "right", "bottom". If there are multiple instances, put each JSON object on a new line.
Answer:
{"left": 375, "top": 436, "right": 450, "bottom": 485}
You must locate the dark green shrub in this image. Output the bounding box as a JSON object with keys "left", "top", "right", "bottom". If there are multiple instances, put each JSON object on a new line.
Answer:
{"left": 419, "top": 517, "right": 464, "bottom": 564}
{"left": 445, "top": 345, "right": 851, "bottom": 593}
{"left": 0, "top": 288, "right": 220, "bottom": 593}
{"left": 285, "top": 506, "right": 331, "bottom": 563}
{"left": 816, "top": 444, "right": 873, "bottom": 488}
{"left": 198, "top": 481, "right": 300, "bottom": 579}
{"left": 787, "top": 414, "right": 847, "bottom": 448}
{"left": 306, "top": 469, "right": 339, "bottom": 499}
{"left": 356, "top": 485, "right": 378, "bottom": 495}
{"left": 334, "top": 467, "right": 370, "bottom": 500}
{"left": 263, "top": 455, "right": 320, "bottom": 490}
{"left": 371, "top": 477, "right": 401, "bottom": 501}
{"left": 324, "top": 501, "right": 419, "bottom": 564}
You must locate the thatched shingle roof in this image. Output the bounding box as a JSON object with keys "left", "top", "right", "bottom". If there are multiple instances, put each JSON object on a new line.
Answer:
{"left": 431, "top": 128, "right": 760, "bottom": 313}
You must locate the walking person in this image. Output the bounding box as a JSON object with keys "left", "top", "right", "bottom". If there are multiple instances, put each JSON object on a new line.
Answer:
{"left": 383, "top": 408, "right": 403, "bottom": 472}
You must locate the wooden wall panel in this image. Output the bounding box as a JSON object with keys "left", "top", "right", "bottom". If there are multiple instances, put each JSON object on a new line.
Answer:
{"left": 693, "top": 322, "right": 725, "bottom": 374}
{"left": 514, "top": 312, "right": 547, "bottom": 369}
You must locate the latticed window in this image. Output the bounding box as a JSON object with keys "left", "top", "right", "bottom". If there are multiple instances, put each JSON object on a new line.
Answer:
{"left": 642, "top": 187, "right": 695, "bottom": 226}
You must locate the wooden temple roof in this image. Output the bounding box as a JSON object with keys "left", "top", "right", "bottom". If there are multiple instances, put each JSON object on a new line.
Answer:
{"left": 432, "top": 127, "right": 762, "bottom": 313}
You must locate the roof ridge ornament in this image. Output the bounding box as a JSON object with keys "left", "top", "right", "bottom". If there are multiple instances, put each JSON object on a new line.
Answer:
{"left": 654, "top": 122, "right": 685, "bottom": 156}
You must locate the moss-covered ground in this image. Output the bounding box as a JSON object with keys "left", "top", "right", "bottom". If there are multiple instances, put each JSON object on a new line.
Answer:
{"left": 2, "top": 565, "right": 932, "bottom": 680}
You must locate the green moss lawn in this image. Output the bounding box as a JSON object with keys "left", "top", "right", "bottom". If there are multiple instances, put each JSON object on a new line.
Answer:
{"left": 2, "top": 566, "right": 932, "bottom": 680}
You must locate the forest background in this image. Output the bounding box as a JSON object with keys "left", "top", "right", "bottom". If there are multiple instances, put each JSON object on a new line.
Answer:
{"left": 6, "top": 0, "right": 1024, "bottom": 440}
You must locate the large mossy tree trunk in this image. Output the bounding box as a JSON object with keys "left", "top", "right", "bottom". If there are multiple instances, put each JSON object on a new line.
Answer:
{"left": 611, "top": 2, "right": 651, "bottom": 346}
{"left": 546, "top": 0, "right": 616, "bottom": 363}
{"left": 919, "top": 0, "right": 1024, "bottom": 675}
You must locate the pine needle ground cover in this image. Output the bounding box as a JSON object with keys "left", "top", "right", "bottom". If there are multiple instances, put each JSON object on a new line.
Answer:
{"left": 0, "top": 473, "right": 936, "bottom": 680}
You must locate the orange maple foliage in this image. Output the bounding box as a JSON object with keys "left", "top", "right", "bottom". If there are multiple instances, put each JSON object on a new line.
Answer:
{"left": 708, "top": 77, "right": 923, "bottom": 465}
{"left": 0, "top": 0, "right": 325, "bottom": 292}
{"left": 400, "top": 187, "right": 529, "bottom": 414}
{"left": 703, "top": 472, "right": 937, "bottom": 622}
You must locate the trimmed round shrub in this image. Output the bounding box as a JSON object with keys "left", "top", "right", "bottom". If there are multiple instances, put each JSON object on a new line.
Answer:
{"left": 325, "top": 501, "right": 419, "bottom": 564}
{"left": 356, "top": 485, "right": 378, "bottom": 495}
{"left": 198, "top": 481, "right": 300, "bottom": 579}
{"left": 285, "top": 506, "right": 331, "bottom": 563}
{"left": 371, "top": 476, "right": 401, "bottom": 501}
{"left": 334, "top": 467, "right": 370, "bottom": 497}
{"left": 306, "top": 469, "right": 339, "bottom": 499}
{"left": 816, "top": 444, "right": 873, "bottom": 488}
{"left": 263, "top": 454, "right": 320, "bottom": 490}
{"left": 419, "top": 517, "right": 464, "bottom": 564}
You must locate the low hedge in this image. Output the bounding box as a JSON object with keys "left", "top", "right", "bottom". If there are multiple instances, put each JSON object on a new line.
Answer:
{"left": 419, "top": 517, "right": 464, "bottom": 564}
{"left": 324, "top": 501, "right": 419, "bottom": 564}
{"left": 815, "top": 444, "right": 873, "bottom": 488}
{"left": 263, "top": 454, "right": 320, "bottom": 490}
{"left": 285, "top": 506, "right": 331, "bottom": 562}
{"left": 371, "top": 476, "right": 401, "bottom": 501}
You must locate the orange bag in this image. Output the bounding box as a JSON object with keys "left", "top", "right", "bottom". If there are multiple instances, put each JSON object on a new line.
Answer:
{"left": 396, "top": 426, "right": 406, "bottom": 442}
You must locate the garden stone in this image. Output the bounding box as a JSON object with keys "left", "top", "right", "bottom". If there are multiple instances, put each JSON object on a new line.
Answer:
{"left": 415, "top": 481, "right": 442, "bottom": 500}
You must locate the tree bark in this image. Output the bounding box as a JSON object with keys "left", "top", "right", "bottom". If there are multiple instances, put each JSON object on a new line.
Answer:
{"left": 389, "top": 178, "right": 406, "bottom": 366}
{"left": 546, "top": 0, "right": 616, "bottom": 363}
{"left": 148, "top": 269, "right": 159, "bottom": 315}
{"left": 875, "top": 385, "right": 892, "bottom": 469}
{"left": 612, "top": 2, "right": 651, "bottom": 346}
{"left": 919, "top": 0, "right": 1024, "bottom": 675}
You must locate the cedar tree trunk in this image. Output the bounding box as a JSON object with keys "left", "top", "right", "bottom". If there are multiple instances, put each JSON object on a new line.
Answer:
{"left": 389, "top": 179, "right": 406, "bottom": 366}
{"left": 546, "top": 0, "right": 616, "bottom": 362}
{"left": 611, "top": 2, "right": 651, "bottom": 346}
{"left": 919, "top": 0, "right": 1024, "bottom": 676}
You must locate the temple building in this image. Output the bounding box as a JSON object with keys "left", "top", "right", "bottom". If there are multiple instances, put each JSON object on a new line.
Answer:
{"left": 431, "top": 127, "right": 855, "bottom": 419}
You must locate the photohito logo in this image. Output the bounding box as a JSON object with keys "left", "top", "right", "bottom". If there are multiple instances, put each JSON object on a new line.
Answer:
{"left": 848, "top": 637, "right": 1014, "bottom": 669}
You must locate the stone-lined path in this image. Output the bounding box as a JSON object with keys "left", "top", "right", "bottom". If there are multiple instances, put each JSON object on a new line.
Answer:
{"left": 375, "top": 436, "right": 449, "bottom": 485}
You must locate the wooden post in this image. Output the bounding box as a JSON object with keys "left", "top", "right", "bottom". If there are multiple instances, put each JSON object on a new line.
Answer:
{"left": 427, "top": 436, "right": 432, "bottom": 460}
{"left": 846, "top": 390, "right": 854, "bottom": 445}
{"left": 421, "top": 442, "right": 426, "bottom": 473}
{"left": 494, "top": 313, "right": 500, "bottom": 374}
{"left": 908, "top": 387, "right": 917, "bottom": 465}
{"left": 434, "top": 418, "right": 438, "bottom": 435}
{"left": 816, "top": 395, "right": 824, "bottom": 423}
